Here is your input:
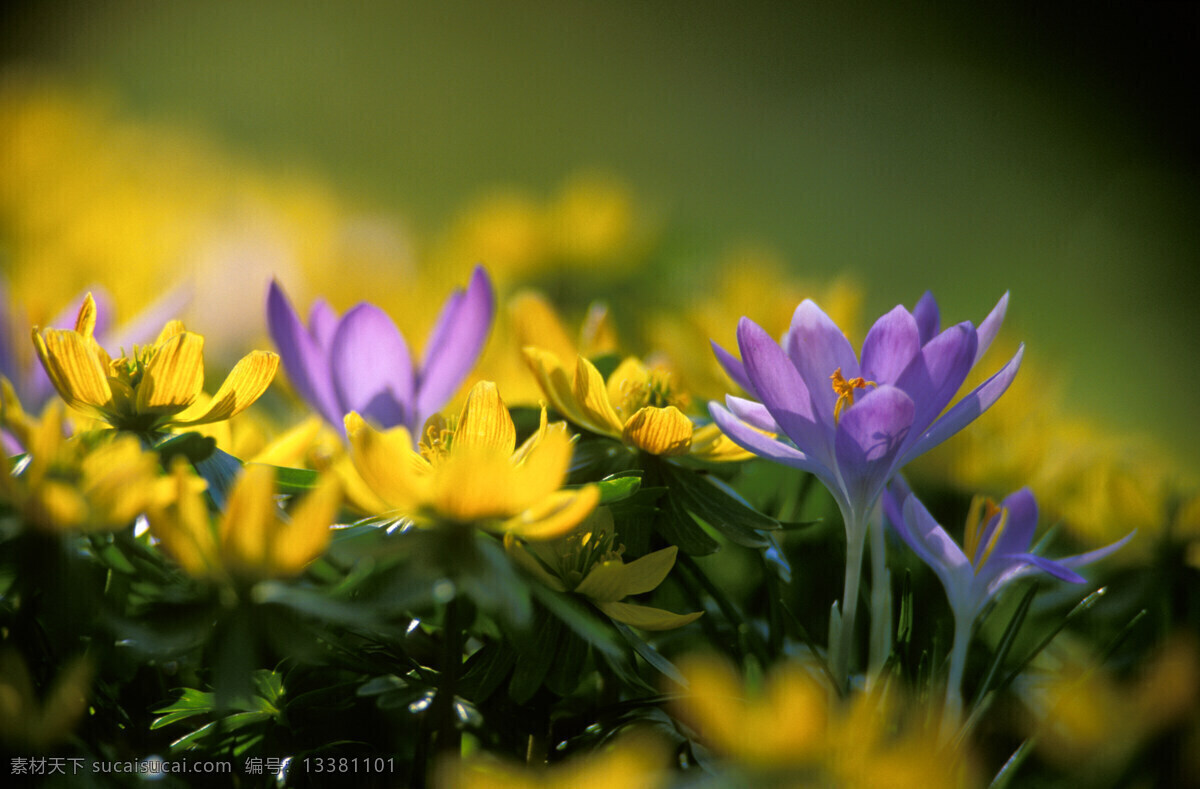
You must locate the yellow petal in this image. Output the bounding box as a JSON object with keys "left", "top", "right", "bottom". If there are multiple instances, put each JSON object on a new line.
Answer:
{"left": 345, "top": 412, "right": 426, "bottom": 511}
{"left": 509, "top": 423, "right": 574, "bottom": 511}
{"left": 510, "top": 405, "right": 550, "bottom": 465}
{"left": 522, "top": 347, "right": 601, "bottom": 432}
{"left": 432, "top": 449, "right": 519, "bottom": 521}
{"left": 267, "top": 470, "right": 339, "bottom": 576}
{"left": 688, "top": 422, "right": 755, "bottom": 462}
{"left": 137, "top": 331, "right": 205, "bottom": 413}
{"left": 509, "top": 290, "right": 578, "bottom": 362}
{"left": 621, "top": 406, "right": 693, "bottom": 456}
{"left": 594, "top": 600, "right": 703, "bottom": 631}
{"left": 32, "top": 328, "right": 113, "bottom": 412}
{"left": 606, "top": 356, "right": 649, "bottom": 415}
{"left": 248, "top": 416, "right": 325, "bottom": 467}
{"left": 149, "top": 460, "right": 219, "bottom": 578}
{"left": 74, "top": 293, "right": 97, "bottom": 337}
{"left": 579, "top": 302, "right": 618, "bottom": 357}
{"left": 171, "top": 350, "right": 279, "bottom": 425}
{"left": 154, "top": 319, "right": 187, "bottom": 346}
{"left": 574, "top": 546, "right": 679, "bottom": 602}
{"left": 502, "top": 485, "right": 600, "bottom": 540}
{"left": 572, "top": 356, "right": 625, "bottom": 435}
{"left": 455, "top": 381, "right": 516, "bottom": 455}
{"left": 219, "top": 464, "right": 276, "bottom": 573}
{"left": 79, "top": 437, "right": 159, "bottom": 527}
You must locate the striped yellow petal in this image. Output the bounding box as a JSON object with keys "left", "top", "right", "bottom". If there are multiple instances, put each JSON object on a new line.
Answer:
{"left": 502, "top": 485, "right": 600, "bottom": 540}
{"left": 154, "top": 319, "right": 187, "bottom": 346}
{"left": 74, "top": 293, "right": 97, "bottom": 337}
{"left": 606, "top": 356, "right": 649, "bottom": 417}
{"left": 171, "top": 350, "right": 279, "bottom": 425}
{"left": 522, "top": 347, "right": 600, "bottom": 432}
{"left": 574, "top": 546, "right": 679, "bottom": 602}
{"left": 345, "top": 412, "right": 426, "bottom": 511}
{"left": 510, "top": 405, "right": 550, "bottom": 465}
{"left": 137, "top": 331, "right": 204, "bottom": 413}
{"left": 509, "top": 424, "right": 574, "bottom": 511}
{"left": 219, "top": 464, "right": 276, "bottom": 572}
{"left": 594, "top": 600, "right": 703, "bottom": 631}
{"left": 455, "top": 381, "right": 516, "bottom": 455}
{"left": 688, "top": 422, "right": 755, "bottom": 462}
{"left": 572, "top": 355, "right": 624, "bottom": 435}
{"left": 267, "top": 471, "right": 339, "bottom": 576}
{"left": 621, "top": 406, "right": 693, "bottom": 456}
{"left": 32, "top": 328, "right": 113, "bottom": 412}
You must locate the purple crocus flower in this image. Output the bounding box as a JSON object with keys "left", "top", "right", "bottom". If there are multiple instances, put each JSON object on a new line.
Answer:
{"left": 266, "top": 265, "right": 495, "bottom": 438}
{"left": 883, "top": 478, "right": 1132, "bottom": 727}
{"left": 707, "top": 291, "right": 1021, "bottom": 685}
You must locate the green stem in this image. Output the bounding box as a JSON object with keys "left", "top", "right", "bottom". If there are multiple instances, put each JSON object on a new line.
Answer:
{"left": 433, "top": 595, "right": 463, "bottom": 757}
{"left": 867, "top": 503, "right": 892, "bottom": 685}
{"left": 942, "top": 615, "right": 971, "bottom": 741}
{"left": 831, "top": 506, "right": 866, "bottom": 692}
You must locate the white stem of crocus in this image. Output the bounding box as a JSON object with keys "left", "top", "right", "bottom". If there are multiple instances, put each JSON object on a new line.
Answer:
{"left": 941, "top": 615, "right": 972, "bottom": 742}
{"left": 832, "top": 506, "right": 867, "bottom": 692}
{"left": 867, "top": 502, "right": 891, "bottom": 686}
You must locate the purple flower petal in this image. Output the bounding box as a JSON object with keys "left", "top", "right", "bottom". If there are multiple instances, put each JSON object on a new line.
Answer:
{"left": 330, "top": 303, "right": 414, "bottom": 429}
{"left": 308, "top": 299, "right": 339, "bottom": 351}
{"left": 267, "top": 280, "right": 342, "bottom": 427}
{"left": 415, "top": 266, "right": 495, "bottom": 429}
{"left": 860, "top": 305, "right": 921, "bottom": 386}
{"left": 710, "top": 339, "right": 757, "bottom": 398}
{"left": 912, "top": 291, "right": 940, "bottom": 345}
{"left": 104, "top": 285, "right": 192, "bottom": 352}
{"left": 737, "top": 317, "right": 831, "bottom": 464}
{"left": 894, "top": 322, "right": 978, "bottom": 449}
{"left": 1057, "top": 530, "right": 1136, "bottom": 570}
{"left": 784, "top": 299, "right": 860, "bottom": 428}
{"left": 903, "top": 344, "right": 1024, "bottom": 462}
{"left": 998, "top": 553, "right": 1087, "bottom": 584}
{"left": 985, "top": 487, "right": 1038, "bottom": 561}
{"left": 709, "top": 402, "right": 838, "bottom": 490}
{"left": 725, "top": 394, "right": 780, "bottom": 433}
{"left": 834, "top": 385, "right": 914, "bottom": 517}
{"left": 900, "top": 493, "right": 970, "bottom": 597}
{"left": 974, "top": 292, "right": 1009, "bottom": 365}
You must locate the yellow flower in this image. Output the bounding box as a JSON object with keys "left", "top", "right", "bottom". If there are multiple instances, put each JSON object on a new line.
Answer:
{"left": 674, "top": 655, "right": 973, "bottom": 788}
{"left": 148, "top": 460, "right": 339, "bottom": 582}
{"left": 0, "top": 650, "right": 91, "bottom": 750}
{"left": 32, "top": 293, "right": 279, "bottom": 433}
{"left": 435, "top": 733, "right": 669, "bottom": 789}
{"left": 346, "top": 380, "right": 598, "bottom": 539}
{"left": 505, "top": 508, "right": 702, "bottom": 630}
{"left": 0, "top": 380, "right": 170, "bottom": 532}
{"left": 524, "top": 347, "right": 749, "bottom": 461}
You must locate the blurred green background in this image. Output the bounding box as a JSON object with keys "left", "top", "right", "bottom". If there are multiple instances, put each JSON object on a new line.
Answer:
{"left": 3, "top": 0, "right": 1198, "bottom": 469}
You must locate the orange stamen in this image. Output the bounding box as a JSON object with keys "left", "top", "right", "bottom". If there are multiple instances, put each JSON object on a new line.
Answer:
{"left": 830, "top": 367, "right": 876, "bottom": 423}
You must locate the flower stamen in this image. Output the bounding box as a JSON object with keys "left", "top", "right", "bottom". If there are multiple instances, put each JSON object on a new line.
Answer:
{"left": 830, "top": 367, "right": 876, "bottom": 424}
{"left": 964, "top": 495, "right": 1009, "bottom": 573}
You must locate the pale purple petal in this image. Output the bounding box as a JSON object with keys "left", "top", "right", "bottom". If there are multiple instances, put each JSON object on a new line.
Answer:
{"left": 997, "top": 553, "right": 1087, "bottom": 584}
{"left": 737, "top": 317, "right": 831, "bottom": 463}
{"left": 415, "top": 265, "right": 495, "bottom": 428}
{"left": 895, "top": 322, "right": 977, "bottom": 440}
{"left": 1056, "top": 530, "right": 1135, "bottom": 570}
{"left": 710, "top": 339, "right": 757, "bottom": 398}
{"left": 415, "top": 263, "right": 494, "bottom": 426}
{"left": 985, "top": 487, "right": 1038, "bottom": 561}
{"left": 902, "top": 344, "right": 1024, "bottom": 463}
{"left": 783, "top": 299, "right": 860, "bottom": 428}
{"left": 267, "top": 280, "right": 342, "bottom": 427}
{"left": 308, "top": 299, "right": 339, "bottom": 352}
{"left": 974, "top": 291, "right": 1009, "bottom": 365}
{"left": 912, "top": 291, "right": 940, "bottom": 345}
{"left": 710, "top": 402, "right": 840, "bottom": 493}
{"left": 330, "top": 303, "right": 414, "bottom": 429}
{"left": 104, "top": 285, "right": 192, "bottom": 352}
{"left": 901, "top": 493, "right": 971, "bottom": 598}
{"left": 834, "top": 385, "right": 914, "bottom": 517}
{"left": 860, "top": 305, "right": 921, "bottom": 386}
{"left": 725, "top": 394, "right": 780, "bottom": 433}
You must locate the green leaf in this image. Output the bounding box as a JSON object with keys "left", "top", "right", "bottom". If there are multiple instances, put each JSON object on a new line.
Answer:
{"left": 545, "top": 628, "right": 590, "bottom": 697}
{"left": 596, "top": 472, "right": 642, "bottom": 504}
{"left": 528, "top": 582, "right": 622, "bottom": 658}
{"left": 966, "top": 583, "right": 1038, "bottom": 717}
{"left": 659, "top": 462, "right": 775, "bottom": 548}
{"left": 656, "top": 490, "right": 720, "bottom": 555}
{"left": 192, "top": 446, "right": 245, "bottom": 510}
{"left": 264, "top": 464, "right": 320, "bottom": 494}
{"left": 508, "top": 609, "right": 562, "bottom": 704}
{"left": 458, "top": 642, "right": 517, "bottom": 703}
{"left": 153, "top": 431, "right": 216, "bottom": 466}
{"left": 611, "top": 620, "right": 687, "bottom": 687}
{"left": 459, "top": 534, "right": 532, "bottom": 628}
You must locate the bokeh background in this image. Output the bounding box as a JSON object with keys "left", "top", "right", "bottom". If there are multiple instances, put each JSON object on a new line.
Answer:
{"left": 3, "top": 0, "right": 1198, "bottom": 471}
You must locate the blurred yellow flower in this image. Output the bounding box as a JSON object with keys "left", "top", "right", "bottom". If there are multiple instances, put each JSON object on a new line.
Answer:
{"left": 0, "top": 381, "right": 170, "bottom": 533}
{"left": 674, "top": 654, "right": 972, "bottom": 788}
{"left": 0, "top": 650, "right": 91, "bottom": 750}
{"left": 436, "top": 733, "right": 669, "bottom": 789}
{"left": 148, "top": 461, "right": 339, "bottom": 582}
{"left": 346, "top": 381, "right": 598, "bottom": 538}
{"left": 33, "top": 294, "right": 278, "bottom": 433}
{"left": 505, "top": 508, "right": 702, "bottom": 630}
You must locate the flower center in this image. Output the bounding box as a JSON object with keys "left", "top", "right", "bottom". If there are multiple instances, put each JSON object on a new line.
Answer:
{"left": 963, "top": 495, "right": 1009, "bottom": 574}
{"left": 418, "top": 414, "right": 458, "bottom": 464}
{"left": 559, "top": 528, "right": 624, "bottom": 589}
{"left": 619, "top": 368, "right": 689, "bottom": 415}
{"left": 829, "top": 367, "right": 876, "bottom": 424}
